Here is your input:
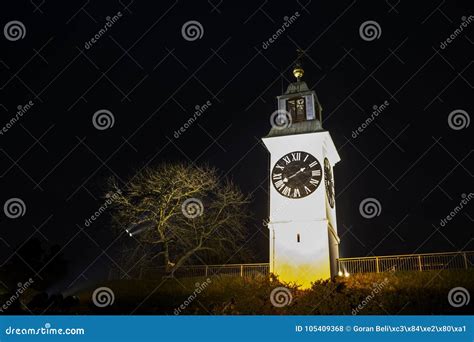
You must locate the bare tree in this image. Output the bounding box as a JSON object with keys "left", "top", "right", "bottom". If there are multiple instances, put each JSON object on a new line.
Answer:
{"left": 108, "top": 163, "right": 251, "bottom": 276}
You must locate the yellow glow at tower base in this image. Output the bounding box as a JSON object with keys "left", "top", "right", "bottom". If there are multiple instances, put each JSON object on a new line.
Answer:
{"left": 275, "top": 262, "right": 331, "bottom": 289}
{"left": 270, "top": 219, "right": 336, "bottom": 289}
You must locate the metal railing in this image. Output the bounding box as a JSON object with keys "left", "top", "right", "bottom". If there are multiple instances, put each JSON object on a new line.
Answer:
{"left": 109, "top": 251, "right": 474, "bottom": 280}
{"left": 338, "top": 251, "right": 474, "bottom": 274}
{"left": 137, "top": 263, "right": 270, "bottom": 280}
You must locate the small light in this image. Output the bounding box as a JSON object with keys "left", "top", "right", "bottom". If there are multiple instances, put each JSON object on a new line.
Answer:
{"left": 344, "top": 272, "right": 350, "bottom": 278}
{"left": 338, "top": 271, "right": 343, "bottom": 277}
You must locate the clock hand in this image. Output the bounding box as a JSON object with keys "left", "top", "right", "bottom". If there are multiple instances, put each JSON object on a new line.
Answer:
{"left": 287, "top": 167, "right": 306, "bottom": 179}
{"left": 283, "top": 168, "right": 306, "bottom": 182}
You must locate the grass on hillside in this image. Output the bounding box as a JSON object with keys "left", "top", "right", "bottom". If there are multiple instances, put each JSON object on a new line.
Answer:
{"left": 63, "top": 270, "right": 474, "bottom": 315}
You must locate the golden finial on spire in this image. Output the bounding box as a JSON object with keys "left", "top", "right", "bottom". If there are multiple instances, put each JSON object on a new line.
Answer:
{"left": 293, "top": 49, "right": 304, "bottom": 81}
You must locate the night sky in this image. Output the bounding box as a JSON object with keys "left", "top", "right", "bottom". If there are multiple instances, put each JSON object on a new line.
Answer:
{"left": 0, "top": 0, "right": 473, "bottom": 291}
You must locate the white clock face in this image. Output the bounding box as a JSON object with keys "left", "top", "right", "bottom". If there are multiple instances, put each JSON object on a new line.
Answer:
{"left": 271, "top": 151, "right": 322, "bottom": 199}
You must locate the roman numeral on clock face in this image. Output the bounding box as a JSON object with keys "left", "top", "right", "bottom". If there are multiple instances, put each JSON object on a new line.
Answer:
{"left": 291, "top": 152, "right": 301, "bottom": 161}
{"left": 272, "top": 173, "right": 282, "bottom": 180}
{"left": 282, "top": 186, "right": 291, "bottom": 196}
{"left": 312, "top": 170, "right": 321, "bottom": 177}
{"left": 274, "top": 180, "right": 285, "bottom": 190}
{"left": 283, "top": 156, "right": 291, "bottom": 164}
{"left": 309, "top": 178, "right": 319, "bottom": 186}
{"left": 309, "top": 161, "right": 319, "bottom": 168}
{"left": 293, "top": 188, "right": 301, "bottom": 198}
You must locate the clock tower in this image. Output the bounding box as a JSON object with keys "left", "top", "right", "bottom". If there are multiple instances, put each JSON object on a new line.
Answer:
{"left": 262, "top": 58, "right": 341, "bottom": 288}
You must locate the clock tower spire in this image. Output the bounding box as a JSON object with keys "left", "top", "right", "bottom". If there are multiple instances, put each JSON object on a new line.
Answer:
{"left": 262, "top": 53, "right": 341, "bottom": 288}
{"left": 293, "top": 49, "right": 304, "bottom": 81}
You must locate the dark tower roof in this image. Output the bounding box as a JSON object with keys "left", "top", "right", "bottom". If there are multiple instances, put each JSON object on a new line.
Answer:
{"left": 285, "top": 80, "right": 309, "bottom": 94}
{"left": 265, "top": 59, "right": 324, "bottom": 138}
